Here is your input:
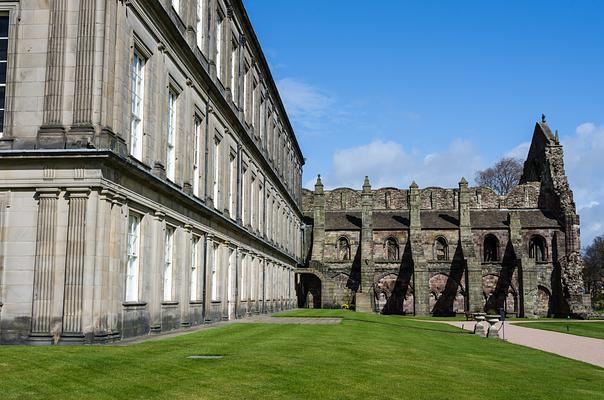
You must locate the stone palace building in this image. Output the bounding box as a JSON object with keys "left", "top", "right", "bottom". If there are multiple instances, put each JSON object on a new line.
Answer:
{"left": 0, "top": 0, "right": 305, "bottom": 344}
{"left": 299, "top": 120, "right": 591, "bottom": 318}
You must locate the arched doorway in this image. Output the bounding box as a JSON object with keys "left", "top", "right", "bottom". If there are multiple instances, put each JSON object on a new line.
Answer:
{"left": 297, "top": 273, "right": 322, "bottom": 309}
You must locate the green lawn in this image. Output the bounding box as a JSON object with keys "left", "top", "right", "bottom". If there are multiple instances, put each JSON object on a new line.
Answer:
{"left": 515, "top": 321, "right": 604, "bottom": 340}
{"left": 0, "top": 311, "right": 602, "bottom": 400}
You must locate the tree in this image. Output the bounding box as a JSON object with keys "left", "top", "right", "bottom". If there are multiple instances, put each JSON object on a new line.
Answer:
{"left": 475, "top": 157, "right": 523, "bottom": 195}
{"left": 583, "top": 236, "right": 604, "bottom": 308}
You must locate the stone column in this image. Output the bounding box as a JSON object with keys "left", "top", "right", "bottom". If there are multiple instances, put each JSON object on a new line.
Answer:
{"left": 409, "top": 182, "right": 430, "bottom": 315}
{"left": 38, "top": 0, "right": 68, "bottom": 147}
{"left": 311, "top": 175, "right": 325, "bottom": 261}
{"left": 61, "top": 188, "right": 90, "bottom": 339}
{"left": 357, "top": 176, "right": 374, "bottom": 312}
{"left": 459, "top": 178, "right": 482, "bottom": 313}
{"left": 30, "top": 188, "right": 61, "bottom": 341}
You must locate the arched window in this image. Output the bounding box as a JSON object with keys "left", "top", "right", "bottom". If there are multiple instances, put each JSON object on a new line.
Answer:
{"left": 529, "top": 235, "right": 546, "bottom": 262}
{"left": 384, "top": 237, "right": 399, "bottom": 260}
{"left": 483, "top": 234, "right": 499, "bottom": 262}
{"left": 337, "top": 237, "right": 351, "bottom": 261}
{"left": 435, "top": 237, "right": 449, "bottom": 261}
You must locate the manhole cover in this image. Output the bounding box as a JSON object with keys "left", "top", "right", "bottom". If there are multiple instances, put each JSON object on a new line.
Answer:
{"left": 187, "top": 355, "right": 224, "bottom": 359}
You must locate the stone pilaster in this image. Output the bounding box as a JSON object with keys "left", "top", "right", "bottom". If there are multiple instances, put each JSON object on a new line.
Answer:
{"left": 203, "top": 234, "right": 214, "bottom": 322}
{"left": 39, "top": 0, "right": 68, "bottom": 146}
{"left": 311, "top": 175, "right": 325, "bottom": 261}
{"left": 108, "top": 193, "right": 126, "bottom": 337}
{"left": 233, "top": 247, "right": 240, "bottom": 318}
{"left": 356, "top": 176, "right": 374, "bottom": 312}
{"left": 149, "top": 211, "right": 165, "bottom": 333}
{"left": 70, "top": 0, "right": 97, "bottom": 144}
{"left": 61, "top": 188, "right": 91, "bottom": 339}
{"left": 509, "top": 212, "right": 535, "bottom": 317}
{"left": 409, "top": 182, "right": 429, "bottom": 315}
{"left": 459, "top": 178, "right": 482, "bottom": 313}
{"left": 92, "top": 189, "right": 114, "bottom": 341}
{"left": 30, "top": 188, "right": 61, "bottom": 340}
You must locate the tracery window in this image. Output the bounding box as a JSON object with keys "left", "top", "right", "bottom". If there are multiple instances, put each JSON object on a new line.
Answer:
{"left": 337, "top": 237, "right": 351, "bottom": 261}
{"left": 529, "top": 235, "right": 546, "bottom": 262}
{"left": 385, "top": 237, "right": 399, "bottom": 260}
{"left": 435, "top": 237, "right": 449, "bottom": 261}
{"left": 483, "top": 234, "right": 499, "bottom": 262}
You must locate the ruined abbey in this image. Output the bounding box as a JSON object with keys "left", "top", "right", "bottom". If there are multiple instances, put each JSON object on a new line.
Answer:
{"left": 298, "top": 121, "right": 591, "bottom": 317}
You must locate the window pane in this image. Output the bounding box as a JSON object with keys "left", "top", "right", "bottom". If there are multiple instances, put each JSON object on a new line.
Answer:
{"left": 0, "top": 86, "right": 5, "bottom": 109}
{"left": 0, "top": 62, "right": 7, "bottom": 83}
{"left": 0, "top": 39, "right": 7, "bottom": 61}
{"left": 0, "top": 17, "right": 8, "bottom": 38}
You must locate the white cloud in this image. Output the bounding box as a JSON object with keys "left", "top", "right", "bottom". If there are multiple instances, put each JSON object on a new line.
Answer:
{"left": 505, "top": 141, "right": 530, "bottom": 160}
{"left": 319, "top": 138, "right": 484, "bottom": 189}
{"left": 560, "top": 122, "right": 604, "bottom": 247}
{"left": 277, "top": 78, "right": 338, "bottom": 136}
{"left": 310, "top": 120, "right": 604, "bottom": 247}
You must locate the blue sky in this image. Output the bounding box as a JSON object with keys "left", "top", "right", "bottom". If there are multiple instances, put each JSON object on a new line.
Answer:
{"left": 244, "top": 0, "right": 604, "bottom": 245}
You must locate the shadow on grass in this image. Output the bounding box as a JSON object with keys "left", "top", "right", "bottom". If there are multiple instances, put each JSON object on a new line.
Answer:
{"left": 345, "top": 317, "right": 472, "bottom": 335}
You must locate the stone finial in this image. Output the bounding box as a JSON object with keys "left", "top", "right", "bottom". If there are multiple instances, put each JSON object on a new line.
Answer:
{"left": 459, "top": 177, "right": 468, "bottom": 187}
{"left": 314, "top": 174, "right": 324, "bottom": 194}
{"left": 410, "top": 181, "right": 418, "bottom": 189}
{"left": 362, "top": 176, "right": 371, "bottom": 191}
{"left": 555, "top": 129, "right": 559, "bottom": 144}
{"left": 541, "top": 113, "right": 547, "bottom": 124}
{"left": 315, "top": 174, "right": 323, "bottom": 187}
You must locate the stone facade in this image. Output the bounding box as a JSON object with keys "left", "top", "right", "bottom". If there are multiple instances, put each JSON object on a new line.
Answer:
{"left": 0, "top": 0, "right": 304, "bottom": 344}
{"left": 299, "top": 121, "right": 591, "bottom": 317}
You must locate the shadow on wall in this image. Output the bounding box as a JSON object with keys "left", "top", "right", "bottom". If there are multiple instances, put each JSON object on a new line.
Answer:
{"left": 431, "top": 241, "right": 465, "bottom": 317}
{"left": 381, "top": 240, "right": 414, "bottom": 315}
{"left": 484, "top": 241, "right": 518, "bottom": 314}
{"left": 346, "top": 243, "right": 362, "bottom": 293}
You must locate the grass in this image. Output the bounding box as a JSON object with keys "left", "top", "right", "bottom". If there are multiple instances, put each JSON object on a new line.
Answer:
{"left": 515, "top": 320, "right": 604, "bottom": 340}
{"left": 0, "top": 310, "right": 602, "bottom": 400}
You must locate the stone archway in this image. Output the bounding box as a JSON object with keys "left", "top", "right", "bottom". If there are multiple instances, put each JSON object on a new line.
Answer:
{"left": 297, "top": 273, "right": 322, "bottom": 309}
{"left": 429, "top": 273, "right": 465, "bottom": 316}
{"left": 483, "top": 274, "right": 518, "bottom": 315}
{"left": 375, "top": 273, "right": 414, "bottom": 315}
{"left": 536, "top": 285, "right": 553, "bottom": 317}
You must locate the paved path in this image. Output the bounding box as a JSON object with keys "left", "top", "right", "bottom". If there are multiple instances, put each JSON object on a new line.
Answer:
{"left": 442, "top": 320, "right": 604, "bottom": 368}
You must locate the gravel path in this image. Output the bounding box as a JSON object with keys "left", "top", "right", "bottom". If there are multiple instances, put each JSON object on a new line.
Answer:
{"left": 442, "top": 320, "right": 604, "bottom": 368}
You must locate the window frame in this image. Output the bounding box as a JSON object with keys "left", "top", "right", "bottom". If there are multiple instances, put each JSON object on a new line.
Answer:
{"left": 126, "top": 213, "right": 142, "bottom": 302}
{"left": 163, "top": 225, "right": 175, "bottom": 301}
{"left": 166, "top": 88, "right": 178, "bottom": 181}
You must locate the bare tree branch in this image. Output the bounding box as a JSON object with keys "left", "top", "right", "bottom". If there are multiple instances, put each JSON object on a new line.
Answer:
{"left": 475, "top": 157, "right": 523, "bottom": 195}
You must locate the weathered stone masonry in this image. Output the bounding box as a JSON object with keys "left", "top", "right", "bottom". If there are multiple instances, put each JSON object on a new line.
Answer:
{"left": 299, "top": 121, "right": 591, "bottom": 317}
{"left": 0, "top": 0, "right": 304, "bottom": 344}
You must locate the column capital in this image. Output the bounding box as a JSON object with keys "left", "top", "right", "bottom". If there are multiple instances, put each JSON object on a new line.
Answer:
{"left": 35, "top": 187, "right": 61, "bottom": 199}
{"left": 65, "top": 187, "right": 91, "bottom": 198}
